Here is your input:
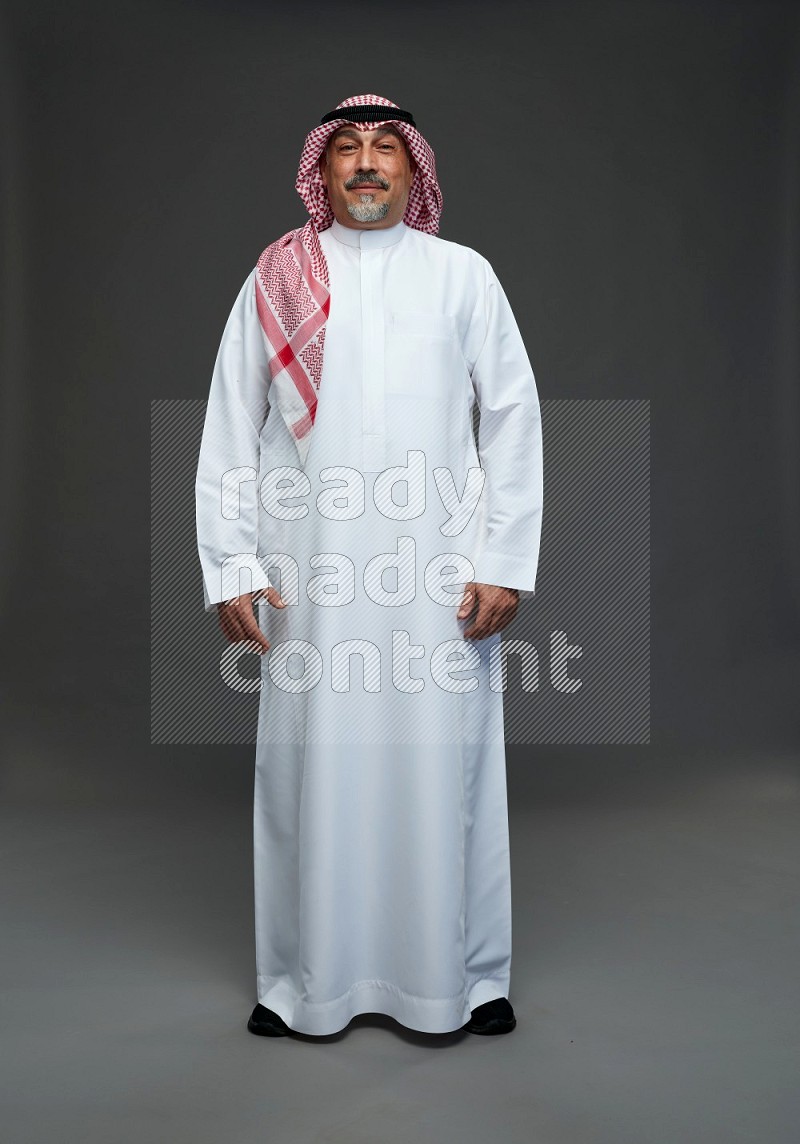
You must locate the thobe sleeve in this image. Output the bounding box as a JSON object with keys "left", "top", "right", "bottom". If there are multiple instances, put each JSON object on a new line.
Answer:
{"left": 195, "top": 269, "right": 274, "bottom": 612}
{"left": 469, "top": 260, "right": 544, "bottom": 598}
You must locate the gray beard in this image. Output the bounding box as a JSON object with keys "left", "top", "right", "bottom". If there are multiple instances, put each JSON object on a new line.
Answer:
{"left": 346, "top": 195, "right": 390, "bottom": 223}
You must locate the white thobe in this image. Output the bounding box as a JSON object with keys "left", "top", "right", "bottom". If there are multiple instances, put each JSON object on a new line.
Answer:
{"left": 195, "top": 216, "right": 543, "bottom": 1034}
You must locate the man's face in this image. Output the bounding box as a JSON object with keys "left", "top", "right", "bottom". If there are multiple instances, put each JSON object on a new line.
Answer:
{"left": 319, "top": 126, "right": 416, "bottom": 229}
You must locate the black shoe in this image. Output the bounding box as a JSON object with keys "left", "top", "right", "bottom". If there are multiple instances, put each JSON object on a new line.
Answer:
{"left": 247, "top": 1003, "right": 290, "bottom": 1037}
{"left": 463, "top": 997, "right": 516, "bottom": 1035}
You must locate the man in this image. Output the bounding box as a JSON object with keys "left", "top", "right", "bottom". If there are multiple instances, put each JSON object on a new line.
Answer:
{"left": 195, "top": 94, "right": 543, "bottom": 1038}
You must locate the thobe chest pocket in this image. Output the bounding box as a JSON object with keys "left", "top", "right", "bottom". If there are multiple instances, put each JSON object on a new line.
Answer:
{"left": 385, "top": 311, "right": 466, "bottom": 400}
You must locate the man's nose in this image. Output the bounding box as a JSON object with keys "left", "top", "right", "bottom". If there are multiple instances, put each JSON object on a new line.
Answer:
{"left": 358, "top": 148, "right": 383, "bottom": 173}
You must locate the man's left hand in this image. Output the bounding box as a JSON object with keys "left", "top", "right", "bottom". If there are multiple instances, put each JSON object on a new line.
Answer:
{"left": 457, "top": 581, "right": 519, "bottom": 640}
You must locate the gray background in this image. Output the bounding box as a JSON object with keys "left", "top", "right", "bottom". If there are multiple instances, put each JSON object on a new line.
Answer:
{"left": 2, "top": 1, "right": 799, "bottom": 1141}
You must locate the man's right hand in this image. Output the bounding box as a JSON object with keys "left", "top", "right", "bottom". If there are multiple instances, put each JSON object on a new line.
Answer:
{"left": 216, "top": 587, "right": 285, "bottom": 654}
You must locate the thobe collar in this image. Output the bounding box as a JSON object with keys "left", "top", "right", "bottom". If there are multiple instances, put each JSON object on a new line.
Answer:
{"left": 328, "top": 216, "right": 408, "bottom": 249}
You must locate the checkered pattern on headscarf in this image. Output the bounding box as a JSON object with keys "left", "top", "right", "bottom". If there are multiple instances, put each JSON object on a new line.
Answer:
{"left": 254, "top": 95, "right": 443, "bottom": 465}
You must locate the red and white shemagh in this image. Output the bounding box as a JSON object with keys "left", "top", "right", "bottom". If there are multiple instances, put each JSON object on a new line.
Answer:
{"left": 254, "top": 94, "right": 443, "bottom": 465}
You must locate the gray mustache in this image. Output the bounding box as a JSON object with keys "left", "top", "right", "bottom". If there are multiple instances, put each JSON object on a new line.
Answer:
{"left": 346, "top": 175, "right": 389, "bottom": 189}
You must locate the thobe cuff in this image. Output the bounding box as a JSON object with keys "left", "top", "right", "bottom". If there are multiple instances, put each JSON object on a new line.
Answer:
{"left": 202, "top": 554, "right": 274, "bottom": 612}
{"left": 471, "top": 549, "right": 537, "bottom": 596}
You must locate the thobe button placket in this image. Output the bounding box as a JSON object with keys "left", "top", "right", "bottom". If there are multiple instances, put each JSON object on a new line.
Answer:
{"left": 359, "top": 231, "right": 388, "bottom": 474}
